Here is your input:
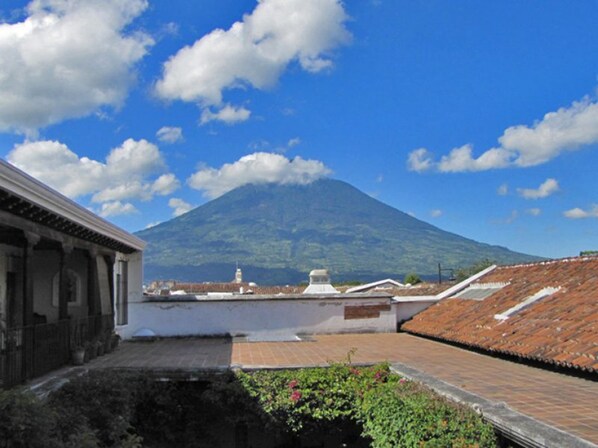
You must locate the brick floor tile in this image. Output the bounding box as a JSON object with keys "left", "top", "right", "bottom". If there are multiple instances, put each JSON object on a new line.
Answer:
{"left": 85, "top": 333, "right": 598, "bottom": 445}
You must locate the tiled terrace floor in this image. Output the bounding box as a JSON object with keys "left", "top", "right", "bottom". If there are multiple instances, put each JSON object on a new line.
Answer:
{"left": 88, "top": 333, "right": 598, "bottom": 445}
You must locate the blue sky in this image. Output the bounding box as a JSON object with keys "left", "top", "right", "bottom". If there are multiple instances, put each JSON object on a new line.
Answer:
{"left": 1, "top": 0, "right": 597, "bottom": 259}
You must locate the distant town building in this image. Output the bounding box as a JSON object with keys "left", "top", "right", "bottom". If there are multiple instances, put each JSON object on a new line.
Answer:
{"left": 234, "top": 266, "right": 243, "bottom": 284}
{"left": 303, "top": 269, "right": 339, "bottom": 294}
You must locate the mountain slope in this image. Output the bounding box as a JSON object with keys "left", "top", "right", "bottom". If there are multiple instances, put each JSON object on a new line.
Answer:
{"left": 136, "top": 179, "right": 540, "bottom": 284}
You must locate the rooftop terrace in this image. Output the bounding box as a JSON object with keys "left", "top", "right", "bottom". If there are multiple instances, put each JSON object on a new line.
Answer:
{"left": 32, "top": 332, "right": 598, "bottom": 448}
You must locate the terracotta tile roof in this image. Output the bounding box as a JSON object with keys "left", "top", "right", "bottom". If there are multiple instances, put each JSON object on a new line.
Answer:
{"left": 401, "top": 256, "right": 598, "bottom": 373}
{"left": 336, "top": 282, "right": 454, "bottom": 296}
{"left": 171, "top": 282, "right": 305, "bottom": 295}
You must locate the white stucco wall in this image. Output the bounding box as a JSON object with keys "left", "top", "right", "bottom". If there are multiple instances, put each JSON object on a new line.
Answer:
{"left": 394, "top": 296, "right": 439, "bottom": 323}
{"left": 119, "top": 296, "right": 395, "bottom": 340}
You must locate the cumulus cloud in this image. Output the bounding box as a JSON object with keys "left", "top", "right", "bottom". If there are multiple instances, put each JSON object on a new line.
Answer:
{"left": 168, "top": 197, "right": 194, "bottom": 217}
{"left": 497, "top": 183, "right": 509, "bottom": 196}
{"left": 407, "top": 148, "right": 433, "bottom": 172}
{"left": 200, "top": 104, "right": 251, "bottom": 125}
{"left": 8, "top": 138, "right": 178, "bottom": 203}
{"left": 99, "top": 201, "right": 137, "bottom": 217}
{"left": 408, "top": 95, "right": 598, "bottom": 173}
{"left": 187, "top": 152, "right": 331, "bottom": 198}
{"left": 288, "top": 137, "right": 301, "bottom": 148}
{"left": 517, "top": 178, "right": 560, "bottom": 200}
{"left": 500, "top": 97, "right": 598, "bottom": 167}
{"left": 155, "top": 0, "right": 350, "bottom": 122}
{"left": 437, "top": 145, "right": 511, "bottom": 173}
{"left": 430, "top": 209, "right": 442, "bottom": 218}
{"left": 563, "top": 205, "right": 598, "bottom": 219}
{"left": 156, "top": 126, "right": 183, "bottom": 143}
{"left": 0, "top": 0, "right": 153, "bottom": 134}
{"left": 526, "top": 208, "right": 542, "bottom": 216}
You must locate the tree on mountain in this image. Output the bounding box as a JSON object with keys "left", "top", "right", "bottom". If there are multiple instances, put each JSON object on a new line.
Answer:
{"left": 455, "top": 259, "right": 494, "bottom": 282}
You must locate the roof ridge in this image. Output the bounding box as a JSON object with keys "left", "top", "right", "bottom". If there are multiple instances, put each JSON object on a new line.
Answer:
{"left": 498, "top": 255, "right": 597, "bottom": 270}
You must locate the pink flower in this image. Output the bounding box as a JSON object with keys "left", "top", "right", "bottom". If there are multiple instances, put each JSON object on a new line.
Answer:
{"left": 290, "top": 390, "right": 302, "bottom": 402}
{"left": 399, "top": 378, "right": 407, "bottom": 384}
{"left": 288, "top": 379, "right": 298, "bottom": 389}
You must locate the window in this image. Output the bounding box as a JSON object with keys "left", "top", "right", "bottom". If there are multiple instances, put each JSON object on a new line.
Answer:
{"left": 116, "top": 260, "right": 128, "bottom": 325}
{"left": 494, "top": 287, "right": 560, "bottom": 321}
{"left": 452, "top": 282, "right": 509, "bottom": 301}
{"left": 52, "top": 269, "right": 81, "bottom": 307}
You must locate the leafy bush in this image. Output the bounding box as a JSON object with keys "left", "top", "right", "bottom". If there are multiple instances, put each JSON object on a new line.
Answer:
{"left": 455, "top": 259, "right": 494, "bottom": 282}
{"left": 403, "top": 273, "right": 422, "bottom": 285}
{"left": 0, "top": 388, "right": 56, "bottom": 448}
{"left": 360, "top": 380, "right": 496, "bottom": 447}
{"left": 237, "top": 362, "right": 496, "bottom": 447}
{"left": 1, "top": 365, "right": 496, "bottom": 447}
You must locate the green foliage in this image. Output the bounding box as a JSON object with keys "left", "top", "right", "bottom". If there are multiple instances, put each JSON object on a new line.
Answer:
{"left": 360, "top": 381, "right": 496, "bottom": 447}
{"left": 403, "top": 273, "right": 422, "bottom": 285}
{"left": 238, "top": 362, "right": 395, "bottom": 432}
{"left": 1, "top": 366, "right": 496, "bottom": 447}
{"left": 49, "top": 371, "right": 139, "bottom": 447}
{"left": 136, "top": 179, "right": 539, "bottom": 284}
{"left": 0, "top": 388, "right": 57, "bottom": 448}
{"left": 580, "top": 250, "right": 598, "bottom": 256}
{"left": 455, "top": 258, "right": 495, "bottom": 282}
{"left": 237, "top": 361, "right": 496, "bottom": 447}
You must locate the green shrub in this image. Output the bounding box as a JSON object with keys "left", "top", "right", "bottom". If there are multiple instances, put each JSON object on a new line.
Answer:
{"left": 237, "top": 363, "right": 496, "bottom": 447}
{"left": 403, "top": 273, "right": 422, "bottom": 285}
{"left": 2, "top": 365, "right": 496, "bottom": 447}
{"left": 48, "top": 371, "right": 141, "bottom": 447}
{"left": 0, "top": 388, "right": 57, "bottom": 448}
{"left": 360, "top": 381, "right": 496, "bottom": 447}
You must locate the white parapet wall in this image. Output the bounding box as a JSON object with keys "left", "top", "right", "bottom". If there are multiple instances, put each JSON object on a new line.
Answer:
{"left": 119, "top": 293, "right": 395, "bottom": 340}
{"left": 393, "top": 296, "right": 440, "bottom": 324}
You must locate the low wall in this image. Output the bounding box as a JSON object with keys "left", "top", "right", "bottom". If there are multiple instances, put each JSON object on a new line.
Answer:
{"left": 119, "top": 293, "right": 395, "bottom": 340}
{"left": 394, "top": 296, "right": 439, "bottom": 324}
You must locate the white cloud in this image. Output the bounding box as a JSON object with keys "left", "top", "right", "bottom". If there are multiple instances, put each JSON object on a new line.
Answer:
{"left": 517, "top": 178, "right": 560, "bottom": 200}
{"left": 168, "top": 197, "right": 194, "bottom": 217}
{"left": 563, "top": 205, "right": 598, "bottom": 219}
{"left": 409, "top": 95, "right": 598, "bottom": 173}
{"left": 187, "top": 152, "right": 332, "bottom": 198}
{"left": 438, "top": 145, "right": 511, "bottom": 172}
{"left": 156, "top": 126, "right": 183, "bottom": 143}
{"left": 288, "top": 137, "right": 301, "bottom": 148}
{"left": 526, "top": 208, "right": 542, "bottom": 216}
{"left": 407, "top": 148, "right": 433, "bottom": 172}
{"left": 8, "top": 138, "right": 178, "bottom": 204}
{"left": 200, "top": 104, "right": 251, "bottom": 125}
{"left": 505, "top": 210, "right": 519, "bottom": 224}
{"left": 497, "top": 183, "right": 509, "bottom": 196}
{"left": 0, "top": 0, "right": 152, "bottom": 134}
{"left": 145, "top": 221, "right": 161, "bottom": 229}
{"left": 155, "top": 0, "right": 350, "bottom": 121}
{"left": 500, "top": 97, "right": 598, "bottom": 167}
{"left": 430, "top": 209, "right": 442, "bottom": 218}
{"left": 151, "top": 173, "right": 180, "bottom": 196}
{"left": 99, "top": 201, "right": 137, "bottom": 217}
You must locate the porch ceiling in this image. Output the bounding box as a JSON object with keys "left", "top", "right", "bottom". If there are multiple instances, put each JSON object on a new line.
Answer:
{"left": 0, "top": 189, "right": 136, "bottom": 253}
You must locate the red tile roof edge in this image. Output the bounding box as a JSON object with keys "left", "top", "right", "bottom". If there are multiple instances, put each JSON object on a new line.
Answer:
{"left": 403, "top": 327, "right": 598, "bottom": 374}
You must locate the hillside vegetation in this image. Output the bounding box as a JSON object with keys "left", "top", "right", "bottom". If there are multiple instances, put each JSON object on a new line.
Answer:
{"left": 136, "top": 179, "right": 539, "bottom": 284}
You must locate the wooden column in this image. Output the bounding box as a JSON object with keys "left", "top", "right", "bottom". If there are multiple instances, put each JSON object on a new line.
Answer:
{"left": 22, "top": 231, "right": 39, "bottom": 380}
{"left": 103, "top": 254, "right": 116, "bottom": 333}
{"left": 22, "top": 232, "right": 40, "bottom": 328}
{"left": 58, "top": 243, "right": 73, "bottom": 321}
{"left": 87, "top": 248, "right": 101, "bottom": 317}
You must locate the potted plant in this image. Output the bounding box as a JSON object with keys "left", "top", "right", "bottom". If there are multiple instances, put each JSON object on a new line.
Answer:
{"left": 111, "top": 331, "right": 121, "bottom": 350}
{"left": 104, "top": 330, "right": 113, "bottom": 354}
{"left": 71, "top": 344, "right": 86, "bottom": 366}
{"left": 96, "top": 337, "right": 105, "bottom": 356}
{"left": 87, "top": 338, "right": 98, "bottom": 361}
